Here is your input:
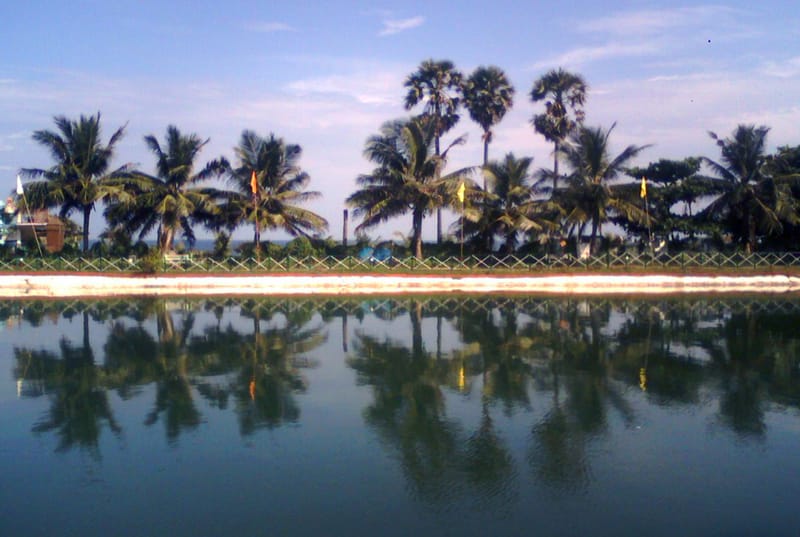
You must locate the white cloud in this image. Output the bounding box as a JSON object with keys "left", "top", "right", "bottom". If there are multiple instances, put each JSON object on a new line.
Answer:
{"left": 285, "top": 71, "right": 404, "bottom": 105}
{"left": 577, "top": 6, "right": 742, "bottom": 36}
{"left": 245, "top": 21, "right": 295, "bottom": 33}
{"left": 761, "top": 56, "right": 800, "bottom": 78}
{"left": 532, "top": 42, "right": 660, "bottom": 70}
{"left": 378, "top": 16, "right": 425, "bottom": 37}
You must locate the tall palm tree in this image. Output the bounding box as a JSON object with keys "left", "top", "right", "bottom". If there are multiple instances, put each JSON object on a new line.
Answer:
{"left": 701, "top": 125, "right": 799, "bottom": 253}
{"left": 20, "top": 113, "right": 129, "bottom": 252}
{"left": 110, "top": 125, "right": 228, "bottom": 253}
{"left": 530, "top": 68, "right": 588, "bottom": 190}
{"left": 215, "top": 130, "right": 327, "bottom": 251}
{"left": 461, "top": 153, "right": 558, "bottom": 253}
{"left": 347, "top": 117, "right": 469, "bottom": 259}
{"left": 558, "top": 124, "right": 650, "bottom": 253}
{"left": 404, "top": 59, "right": 464, "bottom": 244}
{"left": 463, "top": 66, "right": 515, "bottom": 172}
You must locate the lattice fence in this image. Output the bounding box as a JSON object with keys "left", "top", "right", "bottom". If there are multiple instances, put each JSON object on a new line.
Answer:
{"left": 2, "top": 251, "right": 800, "bottom": 274}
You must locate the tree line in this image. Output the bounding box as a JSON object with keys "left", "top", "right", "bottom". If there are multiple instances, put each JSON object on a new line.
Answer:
{"left": 14, "top": 60, "right": 800, "bottom": 259}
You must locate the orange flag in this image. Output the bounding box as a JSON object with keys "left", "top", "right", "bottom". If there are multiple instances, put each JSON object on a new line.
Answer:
{"left": 640, "top": 176, "right": 647, "bottom": 199}
{"left": 457, "top": 181, "right": 465, "bottom": 204}
{"left": 250, "top": 170, "right": 258, "bottom": 195}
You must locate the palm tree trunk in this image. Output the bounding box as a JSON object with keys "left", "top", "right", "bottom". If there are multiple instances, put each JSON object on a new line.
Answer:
{"left": 435, "top": 126, "right": 442, "bottom": 245}
{"left": 482, "top": 133, "right": 490, "bottom": 191}
{"left": 410, "top": 301, "right": 423, "bottom": 358}
{"left": 553, "top": 140, "right": 560, "bottom": 191}
{"left": 161, "top": 227, "right": 174, "bottom": 254}
{"left": 437, "top": 209, "right": 442, "bottom": 245}
{"left": 82, "top": 207, "right": 91, "bottom": 253}
{"left": 747, "top": 212, "right": 756, "bottom": 253}
{"left": 590, "top": 219, "right": 599, "bottom": 256}
{"left": 412, "top": 208, "right": 424, "bottom": 260}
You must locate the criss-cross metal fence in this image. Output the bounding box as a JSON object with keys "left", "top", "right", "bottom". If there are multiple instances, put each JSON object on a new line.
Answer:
{"left": 2, "top": 250, "right": 800, "bottom": 274}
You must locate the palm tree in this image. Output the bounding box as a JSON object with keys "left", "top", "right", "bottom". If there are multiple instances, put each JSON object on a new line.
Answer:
{"left": 110, "top": 125, "right": 228, "bottom": 253}
{"left": 346, "top": 117, "right": 469, "bottom": 259}
{"left": 215, "top": 130, "right": 327, "bottom": 252}
{"left": 558, "top": 124, "right": 650, "bottom": 254}
{"left": 461, "top": 153, "right": 558, "bottom": 253}
{"left": 701, "top": 125, "right": 799, "bottom": 253}
{"left": 20, "top": 113, "right": 129, "bottom": 252}
{"left": 404, "top": 59, "right": 464, "bottom": 244}
{"left": 463, "top": 66, "right": 515, "bottom": 172}
{"left": 530, "top": 68, "right": 588, "bottom": 189}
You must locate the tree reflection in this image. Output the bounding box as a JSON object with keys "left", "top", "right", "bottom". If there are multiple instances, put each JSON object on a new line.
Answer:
{"left": 348, "top": 299, "right": 517, "bottom": 507}
{"left": 14, "top": 311, "right": 120, "bottom": 458}
{"left": 8, "top": 295, "right": 800, "bottom": 476}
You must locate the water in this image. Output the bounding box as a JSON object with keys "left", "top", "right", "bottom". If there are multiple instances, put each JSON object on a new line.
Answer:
{"left": 1, "top": 296, "right": 800, "bottom": 536}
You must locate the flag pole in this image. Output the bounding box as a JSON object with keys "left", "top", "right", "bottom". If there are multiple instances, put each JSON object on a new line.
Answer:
{"left": 16, "top": 175, "right": 44, "bottom": 257}
{"left": 251, "top": 170, "right": 260, "bottom": 262}
{"left": 640, "top": 176, "right": 652, "bottom": 252}
{"left": 457, "top": 181, "right": 466, "bottom": 260}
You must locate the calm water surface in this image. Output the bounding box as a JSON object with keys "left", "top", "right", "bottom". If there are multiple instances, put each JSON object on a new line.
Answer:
{"left": 1, "top": 296, "right": 799, "bottom": 536}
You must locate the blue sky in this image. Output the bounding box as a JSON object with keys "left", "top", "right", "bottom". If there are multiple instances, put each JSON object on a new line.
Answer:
{"left": 2, "top": 1, "right": 799, "bottom": 242}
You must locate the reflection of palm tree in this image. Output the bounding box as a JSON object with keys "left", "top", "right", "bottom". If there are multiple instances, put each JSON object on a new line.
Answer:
{"left": 349, "top": 329, "right": 460, "bottom": 503}
{"left": 188, "top": 300, "right": 326, "bottom": 435}
{"left": 232, "top": 312, "right": 324, "bottom": 435}
{"left": 349, "top": 300, "right": 518, "bottom": 506}
{"left": 462, "top": 403, "right": 516, "bottom": 504}
{"left": 14, "top": 322, "right": 120, "bottom": 457}
{"left": 143, "top": 308, "right": 201, "bottom": 443}
{"left": 453, "top": 301, "right": 534, "bottom": 414}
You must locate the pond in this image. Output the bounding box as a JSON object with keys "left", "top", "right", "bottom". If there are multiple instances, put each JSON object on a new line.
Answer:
{"left": 1, "top": 295, "right": 799, "bottom": 536}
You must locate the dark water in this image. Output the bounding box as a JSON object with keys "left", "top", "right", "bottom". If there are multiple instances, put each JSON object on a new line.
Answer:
{"left": 1, "top": 296, "right": 800, "bottom": 537}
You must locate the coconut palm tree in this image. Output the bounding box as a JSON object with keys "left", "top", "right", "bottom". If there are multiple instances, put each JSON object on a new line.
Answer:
{"left": 558, "top": 124, "right": 650, "bottom": 254}
{"left": 460, "top": 153, "right": 558, "bottom": 253}
{"left": 346, "top": 117, "right": 470, "bottom": 259}
{"left": 530, "top": 68, "right": 588, "bottom": 190}
{"left": 20, "top": 113, "right": 130, "bottom": 252}
{"left": 463, "top": 66, "right": 515, "bottom": 172}
{"left": 109, "top": 125, "right": 228, "bottom": 253}
{"left": 214, "top": 130, "right": 327, "bottom": 252}
{"left": 404, "top": 59, "right": 464, "bottom": 244}
{"left": 700, "top": 125, "right": 800, "bottom": 253}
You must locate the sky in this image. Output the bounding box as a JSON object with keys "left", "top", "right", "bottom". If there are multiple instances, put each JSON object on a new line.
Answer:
{"left": 2, "top": 0, "right": 799, "bottom": 243}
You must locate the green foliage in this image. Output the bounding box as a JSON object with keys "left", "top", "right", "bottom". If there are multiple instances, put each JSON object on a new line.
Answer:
{"left": 137, "top": 248, "right": 164, "bottom": 274}
{"left": 285, "top": 236, "right": 315, "bottom": 257}
{"left": 463, "top": 66, "right": 514, "bottom": 166}
{"left": 20, "top": 112, "right": 129, "bottom": 252}
{"left": 217, "top": 131, "right": 328, "bottom": 250}
{"left": 212, "top": 231, "right": 232, "bottom": 259}
{"left": 556, "top": 123, "right": 651, "bottom": 253}
{"left": 107, "top": 125, "right": 228, "bottom": 254}
{"left": 347, "top": 117, "right": 471, "bottom": 259}
{"left": 530, "top": 68, "right": 588, "bottom": 184}
{"left": 701, "top": 125, "right": 800, "bottom": 252}
{"left": 403, "top": 59, "right": 464, "bottom": 148}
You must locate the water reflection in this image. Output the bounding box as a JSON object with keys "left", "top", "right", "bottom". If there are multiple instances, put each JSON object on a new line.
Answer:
{"left": 5, "top": 295, "right": 800, "bottom": 496}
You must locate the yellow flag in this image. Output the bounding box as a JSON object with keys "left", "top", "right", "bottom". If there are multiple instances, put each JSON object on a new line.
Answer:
{"left": 457, "top": 181, "right": 465, "bottom": 204}
{"left": 250, "top": 170, "right": 258, "bottom": 195}
{"left": 640, "top": 176, "right": 647, "bottom": 199}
